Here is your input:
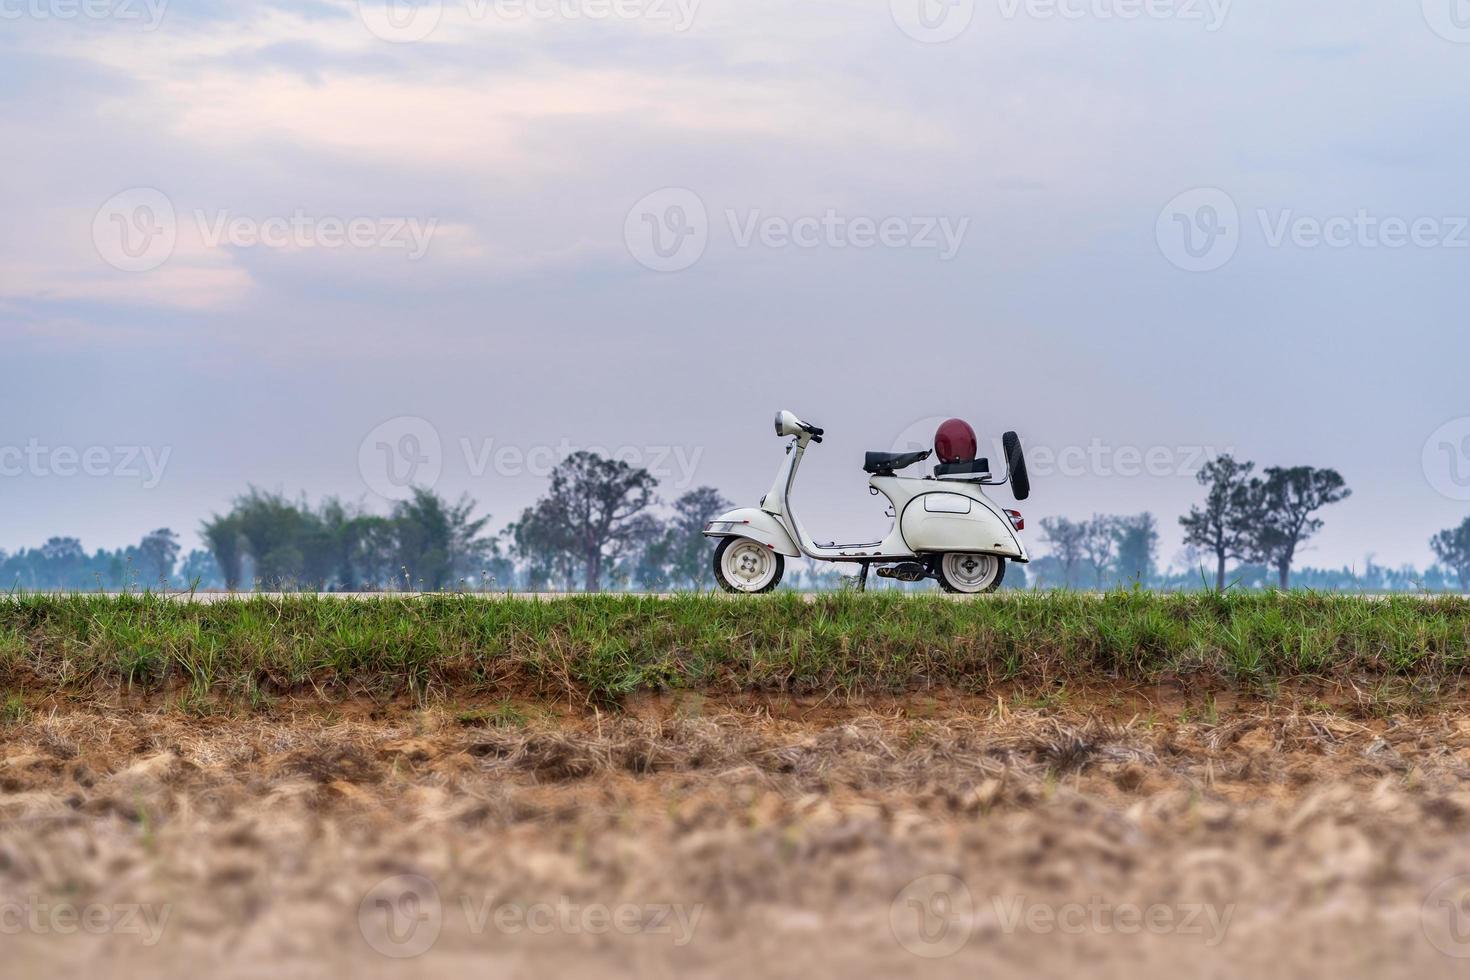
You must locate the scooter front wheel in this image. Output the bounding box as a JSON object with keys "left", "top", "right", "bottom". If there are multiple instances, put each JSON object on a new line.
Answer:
{"left": 935, "top": 553, "right": 1006, "bottom": 594}
{"left": 713, "top": 537, "right": 785, "bottom": 594}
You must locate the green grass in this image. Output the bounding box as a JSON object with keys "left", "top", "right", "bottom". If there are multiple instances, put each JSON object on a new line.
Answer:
{"left": 1, "top": 592, "right": 1467, "bottom": 706}
{"left": 1, "top": 692, "right": 28, "bottom": 725}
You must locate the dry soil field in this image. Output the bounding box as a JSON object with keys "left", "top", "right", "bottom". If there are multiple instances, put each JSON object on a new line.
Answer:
{"left": 5, "top": 685, "right": 1470, "bottom": 979}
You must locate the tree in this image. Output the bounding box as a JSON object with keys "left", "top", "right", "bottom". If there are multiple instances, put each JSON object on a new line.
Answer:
{"left": 132, "top": 528, "right": 180, "bottom": 586}
{"left": 1249, "top": 466, "right": 1352, "bottom": 589}
{"left": 200, "top": 489, "right": 315, "bottom": 588}
{"left": 1081, "top": 514, "right": 1118, "bottom": 589}
{"left": 201, "top": 512, "right": 245, "bottom": 590}
{"left": 665, "top": 487, "right": 732, "bottom": 589}
{"left": 178, "top": 549, "right": 223, "bottom": 590}
{"left": 1430, "top": 517, "right": 1470, "bottom": 592}
{"left": 390, "top": 487, "right": 492, "bottom": 590}
{"left": 540, "top": 451, "right": 659, "bottom": 592}
{"left": 1112, "top": 513, "right": 1159, "bottom": 586}
{"left": 625, "top": 514, "right": 673, "bottom": 591}
{"left": 1038, "top": 516, "right": 1086, "bottom": 589}
{"left": 1179, "top": 454, "right": 1259, "bottom": 591}
{"left": 199, "top": 487, "right": 490, "bottom": 592}
{"left": 41, "top": 537, "right": 87, "bottom": 588}
{"left": 506, "top": 496, "right": 580, "bottom": 591}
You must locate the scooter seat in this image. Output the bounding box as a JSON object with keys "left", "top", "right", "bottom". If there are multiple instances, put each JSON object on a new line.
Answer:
{"left": 864, "top": 450, "right": 932, "bottom": 475}
{"left": 935, "top": 458, "right": 990, "bottom": 478}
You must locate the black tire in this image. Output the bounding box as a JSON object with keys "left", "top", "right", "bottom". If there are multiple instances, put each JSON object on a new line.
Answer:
{"left": 1003, "top": 431, "right": 1030, "bottom": 502}
{"left": 712, "top": 537, "right": 785, "bottom": 594}
{"left": 934, "top": 553, "right": 1007, "bottom": 594}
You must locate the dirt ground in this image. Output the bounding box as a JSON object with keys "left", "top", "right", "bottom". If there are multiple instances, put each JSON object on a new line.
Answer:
{"left": 4, "top": 687, "right": 1470, "bottom": 979}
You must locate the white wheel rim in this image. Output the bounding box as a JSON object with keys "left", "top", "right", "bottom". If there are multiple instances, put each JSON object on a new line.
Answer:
{"left": 942, "top": 553, "right": 999, "bottom": 593}
{"left": 721, "top": 540, "right": 776, "bottom": 592}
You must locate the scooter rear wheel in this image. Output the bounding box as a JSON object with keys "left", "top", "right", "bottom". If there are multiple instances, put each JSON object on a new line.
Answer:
{"left": 935, "top": 553, "right": 1006, "bottom": 594}
{"left": 713, "top": 537, "right": 785, "bottom": 594}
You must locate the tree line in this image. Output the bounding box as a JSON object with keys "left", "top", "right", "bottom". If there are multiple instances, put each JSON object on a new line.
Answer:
{"left": 3, "top": 449, "right": 1468, "bottom": 593}
{"left": 1, "top": 451, "right": 732, "bottom": 592}
{"left": 1032, "top": 455, "right": 1469, "bottom": 592}
{"left": 1030, "top": 513, "right": 1160, "bottom": 590}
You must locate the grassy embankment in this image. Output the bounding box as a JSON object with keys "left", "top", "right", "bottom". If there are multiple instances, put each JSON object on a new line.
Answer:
{"left": 0, "top": 592, "right": 1467, "bottom": 710}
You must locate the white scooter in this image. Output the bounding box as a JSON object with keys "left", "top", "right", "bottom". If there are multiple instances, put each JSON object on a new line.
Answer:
{"left": 705, "top": 411, "right": 1031, "bottom": 594}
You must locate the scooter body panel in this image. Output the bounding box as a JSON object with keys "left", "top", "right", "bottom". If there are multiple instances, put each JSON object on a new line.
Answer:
{"left": 704, "top": 507, "right": 801, "bottom": 557}
{"left": 873, "top": 477, "right": 1027, "bottom": 560}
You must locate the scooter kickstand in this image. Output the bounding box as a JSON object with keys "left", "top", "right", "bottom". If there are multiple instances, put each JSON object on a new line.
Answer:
{"left": 856, "top": 563, "right": 869, "bottom": 592}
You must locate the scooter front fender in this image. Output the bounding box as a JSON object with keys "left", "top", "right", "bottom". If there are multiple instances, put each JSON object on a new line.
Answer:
{"left": 703, "top": 508, "right": 800, "bottom": 558}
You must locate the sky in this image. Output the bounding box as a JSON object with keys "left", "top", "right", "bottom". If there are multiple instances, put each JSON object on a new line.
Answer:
{"left": 1, "top": 0, "right": 1468, "bottom": 574}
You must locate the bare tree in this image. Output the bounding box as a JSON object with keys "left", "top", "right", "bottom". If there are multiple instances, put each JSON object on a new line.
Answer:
{"left": 1179, "top": 454, "right": 1258, "bottom": 590}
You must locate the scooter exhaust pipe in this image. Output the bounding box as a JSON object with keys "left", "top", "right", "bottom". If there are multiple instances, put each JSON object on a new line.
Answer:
{"left": 876, "top": 562, "right": 929, "bottom": 583}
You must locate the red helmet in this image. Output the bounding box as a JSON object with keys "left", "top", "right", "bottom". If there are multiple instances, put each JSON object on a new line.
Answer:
{"left": 934, "top": 418, "right": 977, "bottom": 463}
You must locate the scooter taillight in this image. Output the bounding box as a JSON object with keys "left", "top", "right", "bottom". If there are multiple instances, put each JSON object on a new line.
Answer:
{"left": 1004, "top": 509, "right": 1024, "bottom": 531}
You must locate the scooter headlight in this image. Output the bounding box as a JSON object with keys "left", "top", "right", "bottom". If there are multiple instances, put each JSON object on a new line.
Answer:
{"left": 775, "top": 410, "right": 803, "bottom": 438}
{"left": 704, "top": 520, "right": 748, "bottom": 535}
